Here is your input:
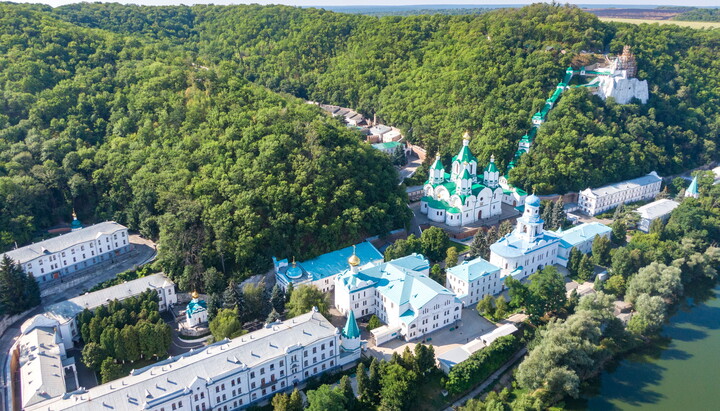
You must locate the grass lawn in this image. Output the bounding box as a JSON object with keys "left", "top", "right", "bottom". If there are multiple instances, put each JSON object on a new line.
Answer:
{"left": 599, "top": 17, "right": 720, "bottom": 29}
{"left": 450, "top": 242, "right": 470, "bottom": 254}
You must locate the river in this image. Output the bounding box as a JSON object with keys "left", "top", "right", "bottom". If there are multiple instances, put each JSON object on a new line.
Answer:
{"left": 566, "top": 283, "right": 720, "bottom": 410}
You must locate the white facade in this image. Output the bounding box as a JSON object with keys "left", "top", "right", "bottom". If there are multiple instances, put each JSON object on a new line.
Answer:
{"left": 446, "top": 257, "right": 503, "bottom": 306}
{"left": 35, "top": 273, "right": 176, "bottom": 348}
{"left": 185, "top": 293, "right": 209, "bottom": 327}
{"left": 579, "top": 172, "right": 662, "bottom": 216}
{"left": 335, "top": 253, "right": 462, "bottom": 342}
{"left": 1, "top": 221, "right": 131, "bottom": 285}
{"left": 17, "top": 326, "right": 77, "bottom": 409}
{"left": 555, "top": 222, "right": 612, "bottom": 265}
{"left": 26, "top": 310, "right": 358, "bottom": 411}
{"left": 421, "top": 138, "right": 504, "bottom": 227}
{"left": 489, "top": 195, "right": 560, "bottom": 280}
{"left": 635, "top": 199, "right": 680, "bottom": 233}
{"left": 596, "top": 74, "right": 649, "bottom": 104}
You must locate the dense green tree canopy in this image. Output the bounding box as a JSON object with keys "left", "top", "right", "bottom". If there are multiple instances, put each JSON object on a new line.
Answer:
{"left": 2, "top": 2, "right": 720, "bottom": 293}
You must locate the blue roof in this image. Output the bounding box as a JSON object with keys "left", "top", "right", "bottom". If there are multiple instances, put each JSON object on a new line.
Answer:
{"left": 275, "top": 242, "right": 383, "bottom": 285}
{"left": 372, "top": 141, "right": 402, "bottom": 150}
{"left": 446, "top": 257, "right": 500, "bottom": 282}
{"left": 489, "top": 230, "right": 560, "bottom": 258}
{"left": 556, "top": 222, "right": 611, "bottom": 249}
{"left": 186, "top": 298, "right": 207, "bottom": 318}
{"left": 525, "top": 194, "right": 541, "bottom": 207}
{"left": 337, "top": 254, "right": 454, "bottom": 319}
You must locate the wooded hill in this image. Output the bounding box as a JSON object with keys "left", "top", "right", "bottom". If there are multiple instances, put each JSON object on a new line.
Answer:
{"left": 1, "top": 2, "right": 719, "bottom": 288}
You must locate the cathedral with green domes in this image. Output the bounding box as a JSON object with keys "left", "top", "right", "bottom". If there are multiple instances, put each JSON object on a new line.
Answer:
{"left": 421, "top": 133, "right": 525, "bottom": 226}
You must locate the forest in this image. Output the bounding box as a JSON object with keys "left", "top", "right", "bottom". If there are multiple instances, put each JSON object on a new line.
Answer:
{"left": 1, "top": 2, "right": 719, "bottom": 289}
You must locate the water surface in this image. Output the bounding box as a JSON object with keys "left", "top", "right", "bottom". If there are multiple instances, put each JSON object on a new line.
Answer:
{"left": 568, "top": 284, "right": 720, "bottom": 410}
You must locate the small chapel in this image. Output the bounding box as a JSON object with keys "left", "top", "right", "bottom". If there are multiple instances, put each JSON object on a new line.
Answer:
{"left": 185, "top": 290, "right": 208, "bottom": 327}
{"left": 420, "top": 133, "right": 504, "bottom": 226}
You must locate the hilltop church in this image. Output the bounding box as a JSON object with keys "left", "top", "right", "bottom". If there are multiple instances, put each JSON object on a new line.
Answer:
{"left": 420, "top": 134, "right": 506, "bottom": 226}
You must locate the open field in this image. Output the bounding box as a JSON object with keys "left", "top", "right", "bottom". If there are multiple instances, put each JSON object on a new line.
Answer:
{"left": 599, "top": 17, "right": 720, "bottom": 29}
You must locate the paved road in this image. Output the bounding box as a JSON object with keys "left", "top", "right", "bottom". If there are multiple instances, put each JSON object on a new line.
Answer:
{"left": 444, "top": 347, "right": 527, "bottom": 410}
{"left": 160, "top": 311, "right": 207, "bottom": 356}
{"left": 399, "top": 157, "right": 422, "bottom": 181}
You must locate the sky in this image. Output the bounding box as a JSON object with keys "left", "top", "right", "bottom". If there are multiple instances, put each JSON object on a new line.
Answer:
{"left": 12, "top": 1, "right": 720, "bottom": 8}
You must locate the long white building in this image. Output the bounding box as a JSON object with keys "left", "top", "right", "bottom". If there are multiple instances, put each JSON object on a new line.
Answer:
{"left": 273, "top": 242, "right": 383, "bottom": 293}
{"left": 16, "top": 325, "right": 77, "bottom": 410}
{"left": 635, "top": 199, "right": 680, "bottom": 233}
{"left": 24, "top": 273, "right": 176, "bottom": 348}
{"left": 1, "top": 221, "right": 131, "bottom": 285}
{"left": 578, "top": 171, "right": 662, "bottom": 216}
{"left": 489, "top": 195, "right": 611, "bottom": 280}
{"left": 25, "top": 310, "right": 361, "bottom": 411}
{"left": 335, "top": 252, "right": 462, "bottom": 342}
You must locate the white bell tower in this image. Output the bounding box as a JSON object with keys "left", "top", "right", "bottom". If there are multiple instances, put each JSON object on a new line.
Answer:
{"left": 516, "top": 194, "right": 544, "bottom": 242}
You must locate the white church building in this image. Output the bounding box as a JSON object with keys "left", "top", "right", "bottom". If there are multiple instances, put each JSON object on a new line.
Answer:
{"left": 489, "top": 194, "right": 612, "bottom": 281}
{"left": 335, "top": 252, "right": 462, "bottom": 343}
{"left": 489, "top": 194, "right": 561, "bottom": 280}
{"left": 420, "top": 134, "right": 505, "bottom": 226}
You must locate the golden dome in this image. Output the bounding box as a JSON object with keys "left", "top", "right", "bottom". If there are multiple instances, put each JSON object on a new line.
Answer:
{"left": 348, "top": 245, "right": 361, "bottom": 267}
{"left": 191, "top": 290, "right": 199, "bottom": 299}
{"left": 348, "top": 254, "right": 360, "bottom": 266}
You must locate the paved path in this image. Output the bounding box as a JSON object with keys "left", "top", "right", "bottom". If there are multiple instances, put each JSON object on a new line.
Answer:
{"left": 444, "top": 347, "right": 527, "bottom": 410}
{"left": 399, "top": 156, "right": 422, "bottom": 181}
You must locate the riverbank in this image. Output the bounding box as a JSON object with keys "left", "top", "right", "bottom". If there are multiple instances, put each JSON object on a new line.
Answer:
{"left": 565, "top": 282, "right": 720, "bottom": 410}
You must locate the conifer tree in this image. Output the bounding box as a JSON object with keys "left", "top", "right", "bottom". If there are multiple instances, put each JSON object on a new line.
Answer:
{"left": 485, "top": 226, "right": 499, "bottom": 246}
{"left": 356, "top": 362, "right": 369, "bottom": 403}
{"left": 498, "top": 220, "right": 514, "bottom": 237}
{"left": 288, "top": 389, "right": 303, "bottom": 411}
{"left": 469, "top": 231, "right": 489, "bottom": 258}
{"left": 266, "top": 308, "right": 281, "bottom": 324}
{"left": 367, "top": 358, "right": 381, "bottom": 406}
{"left": 445, "top": 247, "right": 459, "bottom": 268}
{"left": 270, "top": 284, "right": 285, "bottom": 313}
{"left": 613, "top": 203, "right": 625, "bottom": 221}
{"left": 568, "top": 247, "right": 583, "bottom": 277}
{"left": 339, "top": 375, "right": 356, "bottom": 409}
{"left": 591, "top": 235, "right": 611, "bottom": 266}
{"left": 578, "top": 254, "right": 595, "bottom": 282}
{"left": 541, "top": 200, "right": 553, "bottom": 226}
{"left": 551, "top": 197, "right": 566, "bottom": 229}
{"left": 611, "top": 220, "right": 627, "bottom": 245}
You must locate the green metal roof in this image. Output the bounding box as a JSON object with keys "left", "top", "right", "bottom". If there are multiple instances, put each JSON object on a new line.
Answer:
{"left": 431, "top": 157, "right": 444, "bottom": 170}
{"left": 485, "top": 161, "right": 498, "bottom": 173}
{"left": 453, "top": 145, "right": 477, "bottom": 164}
{"left": 342, "top": 310, "right": 361, "bottom": 339}
{"left": 447, "top": 207, "right": 461, "bottom": 214}
{"left": 687, "top": 176, "right": 699, "bottom": 195}
{"left": 471, "top": 183, "right": 488, "bottom": 196}
{"left": 426, "top": 198, "right": 450, "bottom": 210}
{"left": 372, "top": 141, "right": 401, "bottom": 150}
{"left": 461, "top": 168, "right": 472, "bottom": 179}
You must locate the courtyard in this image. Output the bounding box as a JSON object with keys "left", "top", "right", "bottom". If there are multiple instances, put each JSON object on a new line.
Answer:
{"left": 409, "top": 201, "right": 520, "bottom": 238}
{"left": 365, "top": 306, "right": 497, "bottom": 361}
